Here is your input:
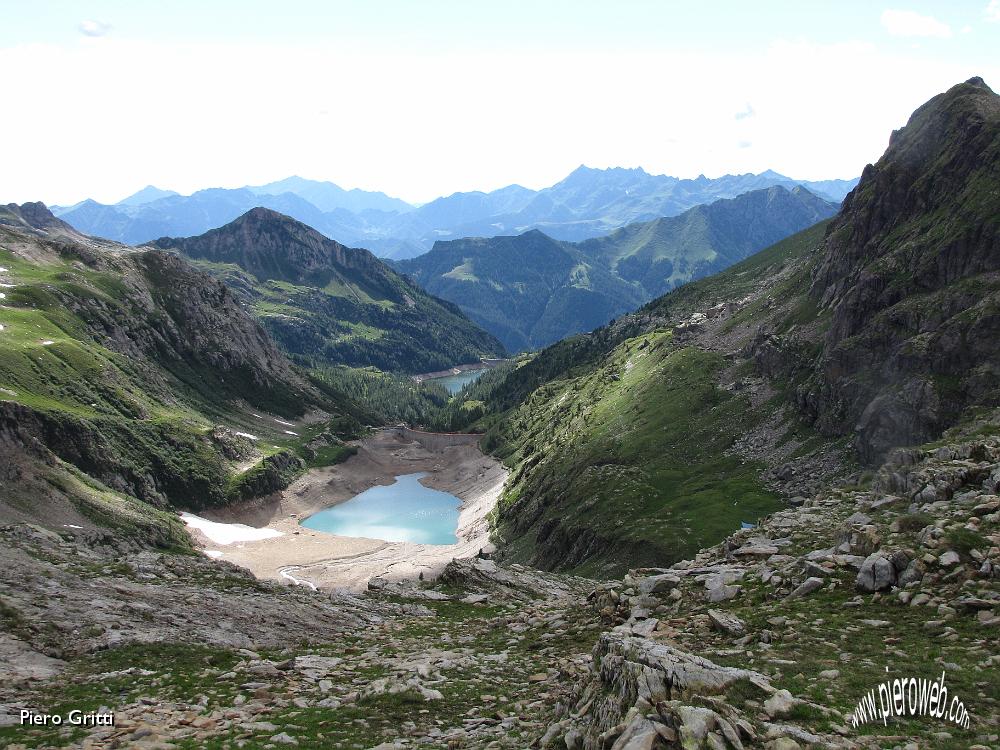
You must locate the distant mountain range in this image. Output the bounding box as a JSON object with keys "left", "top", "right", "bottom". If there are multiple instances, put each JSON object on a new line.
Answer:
{"left": 396, "top": 185, "right": 839, "bottom": 351}
{"left": 51, "top": 168, "right": 858, "bottom": 259}
{"left": 150, "top": 208, "right": 506, "bottom": 372}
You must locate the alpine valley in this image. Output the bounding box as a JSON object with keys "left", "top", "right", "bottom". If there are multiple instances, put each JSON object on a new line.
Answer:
{"left": 0, "top": 77, "right": 998, "bottom": 750}
{"left": 396, "top": 185, "right": 837, "bottom": 351}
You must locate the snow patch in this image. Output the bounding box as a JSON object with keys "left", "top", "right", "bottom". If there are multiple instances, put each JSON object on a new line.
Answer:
{"left": 284, "top": 430, "right": 299, "bottom": 436}
{"left": 40, "top": 340, "right": 54, "bottom": 346}
{"left": 180, "top": 512, "right": 283, "bottom": 545}
{"left": 204, "top": 550, "right": 224, "bottom": 559}
{"left": 274, "top": 418, "right": 295, "bottom": 427}
{"left": 280, "top": 567, "right": 317, "bottom": 591}
{"left": 234, "top": 431, "right": 259, "bottom": 440}
{"left": 62, "top": 524, "right": 83, "bottom": 529}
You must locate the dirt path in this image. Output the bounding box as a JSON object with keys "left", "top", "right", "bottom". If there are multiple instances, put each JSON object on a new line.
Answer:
{"left": 183, "top": 428, "right": 507, "bottom": 591}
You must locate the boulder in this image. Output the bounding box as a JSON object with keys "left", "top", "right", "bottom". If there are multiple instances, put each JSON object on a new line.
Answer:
{"left": 856, "top": 554, "right": 896, "bottom": 592}
{"left": 631, "top": 618, "right": 659, "bottom": 637}
{"left": 733, "top": 544, "right": 779, "bottom": 558}
{"left": 707, "top": 609, "right": 746, "bottom": 635}
{"left": 608, "top": 715, "right": 663, "bottom": 750}
{"left": 939, "top": 550, "right": 961, "bottom": 567}
{"left": 707, "top": 584, "right": 741, "bottom": 603}
{"left": 764, "top": 689, "right": 802, "bottom": 719}
{"left": 838, "top": 525, "right": 881, "bottom": 556}
{"left": 787, "top": 577, "right": 824, "bottom": 598}
{"left": 638, "top": 574, "right": 681, "bottom": 595}
{"left": 897, "top": 559, "right": 926, "bottom": 586}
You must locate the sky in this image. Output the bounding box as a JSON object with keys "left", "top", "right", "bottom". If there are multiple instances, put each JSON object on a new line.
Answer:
{"left": 1, "top": 0, "right": 998, "bottom": 206}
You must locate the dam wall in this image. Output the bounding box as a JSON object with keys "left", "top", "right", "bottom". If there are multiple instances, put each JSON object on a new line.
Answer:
{"left": 393, "top": 426, "right": 482, "bottom": 451}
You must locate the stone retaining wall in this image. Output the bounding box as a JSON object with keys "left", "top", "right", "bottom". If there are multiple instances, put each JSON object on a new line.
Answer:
{"left": 394, "top": 426, "right": 482, "bottom": 451}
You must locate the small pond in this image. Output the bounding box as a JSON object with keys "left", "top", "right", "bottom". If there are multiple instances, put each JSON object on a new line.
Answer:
{"left": 300, "top": 472, "right": 460, "bottom": 544}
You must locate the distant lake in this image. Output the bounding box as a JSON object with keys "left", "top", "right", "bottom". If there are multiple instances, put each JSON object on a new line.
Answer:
{"left": 300, "top": 472, "right": 460, "bottom": 544}
{"left": 427, "top": 369, "right": 487, "bottom": 394}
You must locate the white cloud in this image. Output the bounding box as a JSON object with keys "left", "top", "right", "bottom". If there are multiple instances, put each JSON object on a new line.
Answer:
{"left": 880, "top": 9, "right": 952, "bottom": 38}
{"left": 734, "top": 103, "right": 755, "bottom": 120}
{"left": 0, "top": 37, "right": 996, "bottom": 206}
{"left": 78, "top": 20, "right": 111, "bottom": 37}
{"left": 986, "top": 0, "right": 1000, "bottom": 22}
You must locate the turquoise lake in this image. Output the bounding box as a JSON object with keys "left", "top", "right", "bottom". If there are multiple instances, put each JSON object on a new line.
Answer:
{"left": 300, "top": 472, "right": 460, "bottom": 544}
{"left": 427, "top": 369, "right": 487, "bottom": 394}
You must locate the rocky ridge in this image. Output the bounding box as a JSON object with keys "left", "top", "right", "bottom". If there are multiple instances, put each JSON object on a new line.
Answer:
{"left": 545, "top": 421, "right": 1000, "bottom": 749}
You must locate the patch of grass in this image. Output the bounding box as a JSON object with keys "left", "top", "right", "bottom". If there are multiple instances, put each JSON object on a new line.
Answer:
{"left": 897, "top": 512, "right": 934, "bottom": 532}
{"left": 944, "top": 527, "right": 989, "bottom": 560}
{"left": 492, "top": 333, "right": 782, "bottom": 575}
{"left": 724, "top": 677, "right": 771, "bottom": 707}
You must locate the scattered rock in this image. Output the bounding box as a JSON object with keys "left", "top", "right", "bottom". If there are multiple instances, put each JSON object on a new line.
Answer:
{"left": 787, "top": 577, "right": 824, "bottom": 598}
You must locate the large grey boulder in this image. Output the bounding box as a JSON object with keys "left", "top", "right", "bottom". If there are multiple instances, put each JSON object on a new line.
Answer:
{"left": 787, "top": 577, "right": 824, "bottom": 598}
{"left": 707, "top": 584, "right": 741, "bottom": 602}
{"left": 856, "top": 554, "right": 896, "bottom": 592}
{"left": 638, "top": 574, "right": 681, "bottom": 595}
{"left": 897, "top": 558, "right": 926, "bottom": 586}
{"left": 707, "top": 609, "right": 746, "bottom": 635}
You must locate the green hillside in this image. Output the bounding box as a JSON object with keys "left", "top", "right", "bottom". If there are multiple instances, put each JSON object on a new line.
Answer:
{"left": 0, "top": 204, "right": 368, "bottom": 536}
{"left": 397, "top": 185, "right": 837, "bottom": 351}
{"left": 151, "top": 208, "right": 506, "bottom": 373}
{"left": 465, "top": 221, "right": 833, "bottom": 576}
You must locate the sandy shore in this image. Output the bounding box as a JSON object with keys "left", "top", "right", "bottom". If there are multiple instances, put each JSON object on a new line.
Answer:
{"left": 183, "top": 428, "right": 507, "bottom": 591}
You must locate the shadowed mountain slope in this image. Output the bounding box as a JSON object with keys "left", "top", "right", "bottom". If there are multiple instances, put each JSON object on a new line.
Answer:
{"left": 151, "top": 208, "right": 506, "bottom": 372}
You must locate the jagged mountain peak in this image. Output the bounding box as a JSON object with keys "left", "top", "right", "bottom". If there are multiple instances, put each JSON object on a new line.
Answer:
{"left": 183, "top": 206, "right": 347, "bottom": 252}
{"left": 149, "top": 210, "right": 506, "bottom": 371}
{"left": 230, "top": 205, "right": 314, "bottom": 229}
{"left": 785, "top": 77, "right": 1000, "bottom": 459}
{"left": 813, "top": 76, "right": 999, "bottom": 309}
{"left": 1, "top": 201, "right": 90, "bottom": 242}
{"left": 886, "top": 75, "right": 998, "bottom": 156}
{"left": 150, "top": 208, "right": 371, "bottom": 287}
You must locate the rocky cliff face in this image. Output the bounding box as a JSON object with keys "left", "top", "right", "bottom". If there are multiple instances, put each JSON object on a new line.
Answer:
{"left": 797, "top": 77, "right": 1000, "bottom": 462}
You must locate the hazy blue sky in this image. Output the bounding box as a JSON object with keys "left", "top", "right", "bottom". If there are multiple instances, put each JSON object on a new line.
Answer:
{"left": 2, "top": 1, "right": 998, "bottom": 205}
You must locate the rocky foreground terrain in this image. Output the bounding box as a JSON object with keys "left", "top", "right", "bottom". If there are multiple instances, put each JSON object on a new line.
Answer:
{"left": 2, "top": 414, "right": 998, "bottom": 749}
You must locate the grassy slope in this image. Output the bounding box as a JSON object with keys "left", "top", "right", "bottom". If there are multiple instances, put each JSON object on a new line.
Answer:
{"left": 187, "top": 259, "right": 505, "bottom": 374}
{"left": 0, "top": 236, "right": 362, "bottom": 517}
{"left": 493, "top": 333, "right": 781, "bottom": 577}
{"left": 463, "top": 221, "right": 834, "bottom": 577}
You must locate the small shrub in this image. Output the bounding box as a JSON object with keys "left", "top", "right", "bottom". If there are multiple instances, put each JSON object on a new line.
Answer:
{"left": 945, "top": 527, "right": 988, "bottom": 560}
{"left": 896, "top": 512, "right": 934, "bottom": 532}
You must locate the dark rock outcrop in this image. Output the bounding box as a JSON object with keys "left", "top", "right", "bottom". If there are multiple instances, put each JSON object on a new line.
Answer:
{"left": 794, "top": 78, "right": 1000, "bottom": 462}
